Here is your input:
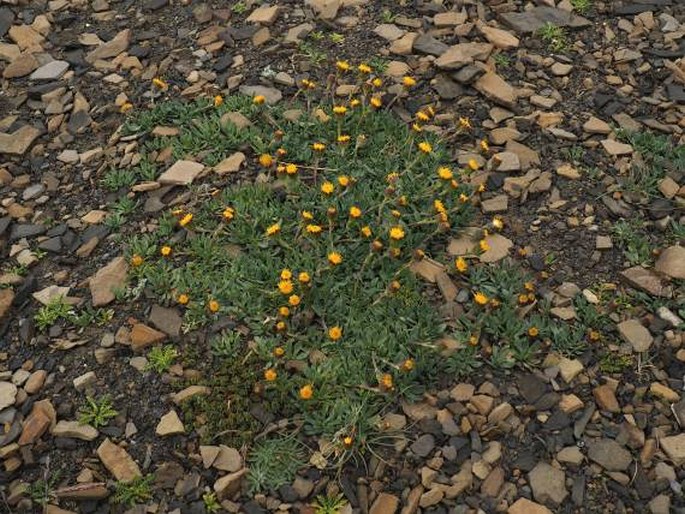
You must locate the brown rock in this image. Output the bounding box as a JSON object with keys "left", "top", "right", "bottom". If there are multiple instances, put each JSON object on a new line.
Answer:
{"left": 601, "top": 139, "right": 633, "bottom": 156}
{"left": 18, "top": 408, "right": 51, "bottom": 445}
{"left": 435, "top": 42, "right": 493, "bottom": 70}
{"left": 655, "top": 246, "right": 685, "bottom": 280}
{"left": 0, "top": 288, "right": 14, "bottom": 320}
{"left": 617, "top": 319, "right": 653, "bottom": 353}
{"left": 85, "top": 29, "right": 131, "bottom": 63}
{"left": 246, "top": 5, "right": 279, "bottom": 25}
{"left": 97, "top": 438, "right": 142, "bottom": 483}
{"left": 173, "top": 385, "right": 211, "bottom": 405}
{"left": 55, "top": 483, "right": 109, "bottom": 500}
{"left": 620, "top": 266, "right": 672, "bottom": 297}
{"left": 660, "top": 434, "right": 685, "bottom": 465}
{"left": 3, "top": 52, "right": 39, "bottom": 78}
{"left": 89, "top": 256, "right": 128, "bottom": 307}
{"left": 477, "top": 23, "right": 519, "bottom": 49}
{"left": 214, "top": 469, "right": 247, "bottom": 499}
{"left": 130, "top": 323, "right": 166, "bottom": 352}
{"left": 8, "top": 25, "right": 44, "bottom": 50}
{"left": 24, "top": 370, "right": 47, "bottom": 394}
{"left": 508, "top": 498, "right": 552, "bottom": 514}
{"left": 370, "top": 493, "right": 400, "bottom": 514}
{"left": 474, "top": 72, "right": 517, "bottom": 108}
{"left": 593, "top": 384, "right": 620, "bottom": 413}
{"left": 158, "top": 160, "right": 205, "bottom": 186}
{"left": 0, "top": 125, "right": 42, "bottom": 154}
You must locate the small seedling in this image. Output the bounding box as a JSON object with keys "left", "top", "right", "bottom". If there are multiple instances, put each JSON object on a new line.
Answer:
{"left": 329, "top": 33, "right": 345, "bottom": 44}
{"left": 78, "top": 396, "right": 118, "bottom": 428}
{"left": 247, "top": 436, "right": 307, "bottom": 494}
{"left": 210, "top": 332, "right": 241, "bottom": 357}
{"left": 145, "top": 345, "right": 179, "bottom": 373}
{"left": 112, "top": 475, "right": 154, "bottom": 506}
{"left": 312, "top": 493, "right": 348, "bottom": 514}
{"left": 493, "top": 53, "right": 511, "bottom": 68}
{"left": 231, "top": 1, "right": 247, "bottom": 14}
{"left": 34, "top": 298, "right": 74, "bottom": 332}
{"left": 538, "top": 23, "right": 568, "bottom": 52}
{"left": 571, "top": 0, "right": 592, "bottom": 14}
{"left": 380, "top": 9, "right": 396, "bottom": 23}
{"left": 203, "top": 492, "right": 221, "bottom": 513}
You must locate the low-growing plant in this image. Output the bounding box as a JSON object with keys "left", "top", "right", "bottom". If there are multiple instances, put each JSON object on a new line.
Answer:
{"left": 203, "top": 491, "right": 221, "bottom": 513}
{"left": 612, "top": 219, "right": 651, "bottom": 266}
{"left": 247, "top": 436, "right": 307, "bottom": 494}
{"left": 78, "top": 395, "right": 118, "bottom": 428}
{"left": 493, "top": 53, "right": 511, "bottom": 69}
{"left": 312, "top": 493, "right": 348, "bottom": 514}
{"left": 102, "top": 168, "right": 136, "bottom": 191}
{"left": 112, "top": 475, "right": 154, "bottom": 506}
{"left": 34, "top": 298, "right": 73, "bottom": 332}
{"left": 538, "top": 23, "right": 568, "bottom": 52}
{"left": 28, "top": 470, "right": 60, "bottom": 507}
{"left": 145, "top": 345, "right": 178, "bottom": 373}
{"left": 571, "top": 0, "right": 592, "bottom": 14}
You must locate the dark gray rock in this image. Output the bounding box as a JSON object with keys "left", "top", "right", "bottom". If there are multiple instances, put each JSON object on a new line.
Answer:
{"left": 499, "top": 6, "right": 591, "bottom": 34}
{"left": 411, "top": 434, "right": 436, "bottom": 457}
{"left": 413, "top": 34, "right": 449, "bottom": 56}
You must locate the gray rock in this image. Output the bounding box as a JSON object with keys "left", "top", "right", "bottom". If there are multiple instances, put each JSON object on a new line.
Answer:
{"left": 238, "top": 85, "right": 282, "bottom": 104}
{"left": 29, "top": 60, "right": 69, "bottom": 81}
{"left": 499, "top": 6, "right": 591, "bottom": 34}
{"left": 587, "top": 439, "right": 632, "bottom": 471}
{"left": 412, "top": 34, "right": 449, "bottom": 56}
{"left": 617, "top": 319, "right": 653, "bottom": 353}
{"left": 529, "top": 462, "right": 568, "bottom": 505}
{"left": 411, "top": 434, "right": 435, "bottom": 457}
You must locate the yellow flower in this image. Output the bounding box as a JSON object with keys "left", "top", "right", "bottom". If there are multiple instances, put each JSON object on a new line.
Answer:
{"left": 285, "top": 163, "right": 298, "bottom": 175}
{"left": 179, "top": 213, "right": 193, "bottom": 227}
{"left": 518, "top": 294, "right": 529, "bottom": 305}
{"left": 312, "top": 142, "right": 326, "bottom": 152}
{"left": 280, "top": 269, "right": 292, "bottom": 280}
{"left": 370, "top": 96, "right": 382, "bottom": 109}
{"left": 321, "top": 182, "right": 334, "bottom": 195}
{"left": 160, "top": 246, "right": 172, "bottom": 257}
{"left": 253, "top": 95, "right": 266, "bottom": 105}
{"left": 468, "top": 159, "right": 480, "bottom": 171}
{"left": 259, "top": 154, "right": 273, "bottom": 167}
{"left": 390, "top": 280, "right": 401, "bottom": 292}
{"left": 119, "top": 102, "right": 133, "bottom": 113}
{"left": 343, "top": 435, "right": 354, "bottom": 447}
{"left": 474, "top": 292, "right": 489, "bottom": 305}
{"left": 361, "top": 226, "right": 372, "bottom": 238}
{"left": 349, "top": 206, "right": 362, "bottom": 218}
{"left": 328, "top": 326, "right": 342, "bottom": 340}
{"left": 434, "top": 199, "right": 446, "bottom": 213}
{"left": 528, "top": 326, "right": 539, "bottom": 337}
{"left": 358, "top": 63, "right": 372, "bottom": 74}
{"left": 130, "top": 254, "right": 144, "bottom": 267}
{"left": 459, "top": 193, "right": 469, "bottom": 203}
{"left": 276, "top": 147, "right": 287, "bottom": 157}
{"left": 298, "top": 272, "right": 311, "bottom": 284}
{"left": 276, "top": 321, "right": 287, "bottom": 332}
{"left": 417, "top": 111, "right": 430, "bottom": 122}
{"left": 264, "top": 368, "right": 277, "bottom": 382}
{"left": 402, "top": 76, "right": 416, "bottom": 88}
{"left": 266, "top": 223, "right": 281, "bottom": 236}
{"left": 589, "top": 330, "right": 601, "bottom": 341}
{"left": 299, "top": 384, "right": 314, "bottom": 400}
{"left": 372, "top": 240, "right": 384, "bottom": 252}
{"left": 399, "top": 195, "right": 408, "bottom": 206}
{"left": 469, "top": 335, "right": 479, "bottom": 346}
{"left": 411, "top": 123, "right": 423, "bottom": 133}
{"left": 350, "top": 98, "right": 361, "bottom": 107}
{"left": 336, "top": 60, "right": 350, "bottom": 72}
{"left": 402, "top": 358, "right": 415, "bottom": 372}
{"left": 278, "top": 280, "right": 294, "bottom": 295}
{"left": 279, "top": 306, "right": 290, "bottom": 317}
{"left": 222, "top": 207, "right": 235, "bottom": 221}
{"left": 328, "top": 252, "right": 342, "bottom": 265}
{"left": 524, "top": 282, "right": 535, "bottom": 292}
{"left": 177, "top": 293, "right": 189, "bottom": 305}
{"left": 492, "top": 217, "right": 504, "bottom": 230}
{"left": 386, "top": 172, "right": 398, "bottom": 183}
{"left": 478, "top": 183, "right": 486, "bottom": 193}
{"left": 208, "top": 299, "right": 220, "bottom": 312}
{"left": 372, "top": 77, "right": 383, "bottom": 88}
{"left": 288, "top": 294, "right": 301, "bottom": 307}
{"left": 302, "top": 210, "right": 314, "bottom": 220}
{"left": 380, "top": 373, "right": 393, "bottom": 391}
{"left": 274, "top": 346, "right": 285, "bottom": 357}
{"left": 459, "top": 117, "right": 471, "bottom": 129}
{"left": 337, "top": 134, "right": 351, "bottom": 144}
{"left": 333, "top": 105, "right": 348, "bottom": 116}
{"left": 418, "top": 142, "right": 432, "bottom": 154}
{"left": 301, "top": 79, "right": 316, "bottom": 90}
{"left": 479, "top": 239, "right": 490, "bottom": 252}
{"left": 389, "top": 226, "right": 405, "bottom": 240}
{"left": 214, "top": 95, "right": 223, "bottom": 107}
{"left": 152, "top": 77, "right": 168, "bottom": 90}
{"left": 306, "top": 224, "right": 323, "bottom": 234}
{"left": 438, "top": 167, "right": 453, "bottom": 180}
{"left": 480, "top": 139, "right": 489, "bottom": 152}
{"left": 337, "top": 175, "right": 350, "bottom": 187}
{"left": 455, "top": 257, "right": 468, "bottom": 273}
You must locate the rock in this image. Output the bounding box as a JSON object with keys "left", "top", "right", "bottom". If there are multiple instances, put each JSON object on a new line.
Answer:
{"left": 292, "top": 476, "right": 314, "bottom": 499}
{"left": 596, "top": 235, "right": 613, "bottom": 250}
{"left": 435, "top": 42, "right": 493, "bottom": 70}
{"left": 617, "top": 319, "right": 653, "bottom": 353}
{"left": 30, "top": 60, "right": 69, "bottom": 81}
{"left": 529, "top": 462, "right": 567, "bottom": 505}
{"left": 650, "top": 495, "right": 671, "bottom": 514}
{"left": 434, "top": 12, "right": 467, "bottom": 26}
{"left": 508, "top": 498, "right": 552, "bottom": 514}
{"left": 550, "top": 63, "right": 573, "bottom": 76}
{"left": 215, "top": 152, "right": 246, "bottom": 175}
{"left": 655, "top": 246, "right": 685, "bottom": 279}
{"left": 419, "top": 488, "right": 443, "bottom": 508}
{"left": 587, "top": 439, "right": 632, "bottom": 471}
{"left": 97, "top": 438, "right": 142, "bottom": 483}
{"left": 474, "top": 72, "right": 517, "bottom": 108}
{"left": 620, "top": 266, "right": 671, "bottom": 297}
{"left": 593, "top": 385, "right": 620, "bottom": 413}
{"left": 149, "top": 305, "right": 183, "bottom": 337}
{"left": 492, "top": 151, "right": 521, "bottom": 172}
{"left": 52, "top": 420, "right": 99, "bottom": 441}
{"left": 558, "top": 358, "right": 583, "bottom": 383}
{"left": 158, "top": 160, "right": 204, "bottom": 186}
{"left": 130, "top": 323, "right": 166, "bottom": 351}
{"left": 18, "top": 408, "right": 51, "bottom": 445}
{"left": 660, "top": 434, "right": 685, "bottom": 465}
{"left": 370, "top": 493, "right": 399, "bottom": 514}
{"left": 480, "top": 234, "right": 513, "bottom": 263}
{"left": 305, "top": 0, "right": 340, "bottom": 20}
{"left": 86, "top": 29, "right": 131, "bottom": 63}
{"left": 246, "top": 5, "right": 279, "bottom": 25}
{"left": 0, "top": 289, "right": 14, "bottom": 320}
{"left": 411, "top": 434, "right": 435, "bottom": 457}
{"left": 374, "top": 24, "right": 405, "bottom": 42}
{"left": 239, "top": 85, "right": 282, "bottom": 105}
{"left": 214, "top": 469, "right": 247, "bottom": 499}
{"left": 24, "top": 370, "right": 47, "bottom": 394}
{"left": 412, "top": 34, "right": 449, "bottom": 56}
{"left": 156, "top": 410, "right": 185, "bottom": 436}
{"left": 477, "top": 23, "right": 519, "bottom": 49}
{"left": 650, "top": 382, "right": 679, "bottom": 402}
{"left": 73, "top": 371, "right": 97, "bottom": 392}
{"left": 213, "top": 446, "right": 242, "bottom": 472}
{"left": 173, "top": 385, "right": 211, "bottom": 405}
{"left": 481, "top": 195, "right": 508, "bottom": 214}
{"left": 89, "top": 256, "right": 128, "bottom": 307}
{"left": 55, "top": 483, "right": 110, "bottom": 501}
{"left": 499, "top": 6, "right": 591, "bottom": 33}
{"left": 659, "top": 177, "right": 680, "bottom": 199}
{"left": 201, "top": 446, "right": 221, "bottom": 468}
{"left": 559, "top": 394, "right": 584, "bottom": 414}
{"left": 8, "top": 25, "right": 44, "bottom": 50}
{"left": 556, "top": 164, "right": 581, "bottom": 180}
{"left": 583, "top": 116, "right": 612, "bottom": 134}
{"left": 3, "top": 52, "right": 39, "bottom": 78}
{"left": 601, "top": 139, "right": 633, "bottom": 156}
{"left": 0, "top": 382, "right": 18, "bottom": 411}
{"left": 0, "top": 125, "right": 42, "bottom": 155}
{"left": 557, "top": 447, "right": 584, "bottom": 466}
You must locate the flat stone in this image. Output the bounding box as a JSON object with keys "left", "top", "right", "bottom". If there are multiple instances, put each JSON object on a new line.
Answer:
{"left": 30, "top": 60, "right": 69, "bottom": 81}
{"left": 557, "top": 446, "right": 584, "bottom": 466}
{"left": 89, "top": 256, "right": 128, "bottom": 307}
{"left": 617, "top": 319, "right": 653, "bottom": 353}
{"left": 97, "top": 438, "right": 142, "bottom": 483}
{"left": 587, "top": 439, "right": 632, "bottom": 471}
{"left": 130, "top": 323, "right": 166, "bottom": 352}
{"left": 529, "top": 462, "right": 567, "bottom": 505}
{"left": 9, "top": 25, "right": 44, "bottom": 50}
{"left": 24, "top": 370, "right": 47, "bottom": 394}
{"left": 508, "top": 498, "right": 552, "bottom": 514}
{"left": 477, "top": 23, "right": 519, "bottom": 49}
{"left": 558, "top": 358, "right": 583, "bottom": 383}
{"left": 149, "top": 305, "right": 182, "bottom": 337}
{"left": 411, "top": 434, "right": 435, "bottom": 457}
{"left": 246, "top": 5, "right": 279, "bottom": 25}
{"left": 481, "top": 195, "right": 508, "bottom": 213}
{"left": 551, "top": 63, "right": 573, "bottom": 76}
{"left": 0, "top": 382, "right": 18, "bottom": 410}
{"left": 0, "top": 125, "right": 42, "bottom": 155}
{"left": 370, "top": 493, "right": 399, "bottom": 514}
{"left": 499, "top": 6, "right": 591, "bottom": 34}
{"left": 158, "top": 160, "right": 204, "bottom": 186}
{"left": 18, "top": 408, "right": 51, "bottom": 445}
{"left": 661, "top": 434, "right": 685, "bottom": 465}
{"left": 556, "top": 164, "right": 581, "bottom": 180}
{"left": 214, "top": 469, "right": 247, "bottom": 500}
{"left": 3, "top": 52, "right": 39, "bottom": 78}
{"left": 173, "top": 385, "right": 211, "bottom": 405}
{"left": 374, "top": 24, "right": 405, "bottom": 41}
{"left": 621, "top": 266, "right": 671, "bottom": 297}
{"left": 52, "top": 420, "right": 99, "bottom": 441}
{"left": 474, "top": 72, "right": 517, "bottom": 108}
{"left": 593, "top": 384, "right": 620, "bottom": 413}
{"left": 156, "top": 410, "right": 185, "bottom": 436}
{"left": 304, "top": 0, "right": 340, "bottom": 20}
{"left": 0, "top": 289, "right": 14, "bottom": 321}
{"left": 583, "top": 116, "right": 612, "bottom": 134}
{"left": 479, "top": 234, "right": 513, "bottom": 263}
{"left": 239, "top": 85, "right": 282, "bottom": 104}
{"left": 491, "top": 151, "right": 520, "bottom": 172}
{"left": 215, "top": 152, "right": 245, "bottom": 175}
{"left": 213, "top": 446, "right": 242, "bottom": 472}
{"left": 412, "top": 34, "right": 449, "bottom": 56}
{"left": 86, "top": 29, "right": 131, "bottom": 63}
{"left": 655, "top": 246, "right": 685, "bottom": 279}
{"left": 601, "top": 139, "right": 633, "bottom": 156}
{"left": 435, "top": 42, "right": 493, "bottom": 70}
{"left": 650, "top": 382, "right": 680, "bottom": 402}
{"left": 434, "top": 12, "right": 467, "bottom": 27}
